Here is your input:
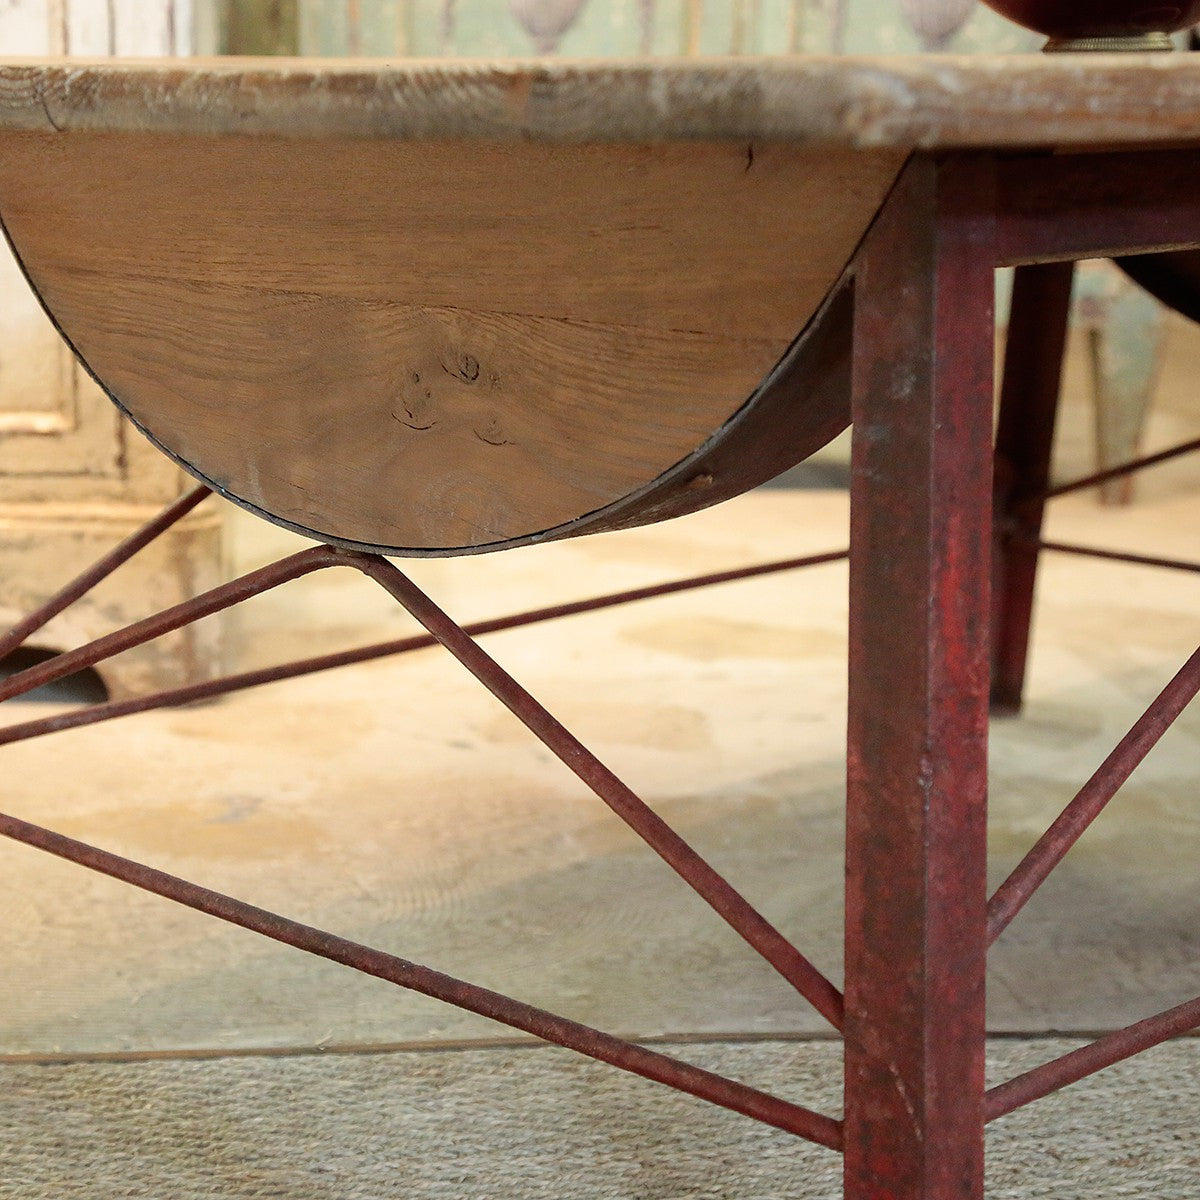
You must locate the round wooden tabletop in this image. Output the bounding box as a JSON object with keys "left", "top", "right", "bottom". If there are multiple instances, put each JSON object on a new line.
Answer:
{"left": 0, "top": 56, "right": 1197, "bottom": 555}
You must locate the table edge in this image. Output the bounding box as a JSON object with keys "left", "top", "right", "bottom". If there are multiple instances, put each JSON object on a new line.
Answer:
{"left": 0, "top": 55, "right": 1197, "bottom": 149}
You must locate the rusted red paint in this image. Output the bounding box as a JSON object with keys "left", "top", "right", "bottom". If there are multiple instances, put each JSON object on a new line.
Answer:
{"left": 0, "top": 804, "right": 843, "bottom": 1150}
{"left": 0, "top": 548, "right": 848, "bottom": 747}
{"left": 996, "top": 149, "right": 1200, "bottom": 266}
{"left": 0, "top": 484, "right": 210, "bottom": 667}
{"left": 344, "top": 550, "right": 846, "bottom": 1032}
{"left": 990, "top": 261, "right": 1075, "bottom": 715}
{"left": 843, "top": 154, "right": 995, "bottom": 1200}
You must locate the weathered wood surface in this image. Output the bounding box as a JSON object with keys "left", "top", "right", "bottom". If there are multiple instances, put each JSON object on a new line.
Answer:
{"left": 0, "top": 5, "right": 232, "bottom": 701}
{"left": 3, "top": 55, "right": 1200, "bottom": 551}
{"left": 0, "top": 55, "right": 1199, "bottom": 146}
{"left": 0, "top": 123, "right": 900, "bottom": 551}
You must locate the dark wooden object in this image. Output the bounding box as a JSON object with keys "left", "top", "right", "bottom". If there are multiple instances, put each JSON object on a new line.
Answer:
{"left": 980, "top": 0, "right": 1200, "bottom": 40}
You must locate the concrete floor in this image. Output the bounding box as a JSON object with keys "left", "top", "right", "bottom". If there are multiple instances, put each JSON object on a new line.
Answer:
{"left": 2, "top": 476, "right": 1199, "bottom": 1055}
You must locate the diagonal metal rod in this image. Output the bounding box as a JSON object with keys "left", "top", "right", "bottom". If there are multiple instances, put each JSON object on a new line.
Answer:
{"left": 1025, "top": 435, "right": 1200, "bottom": 507}
{"left": 988, "top": 644, "right": 1200, "bottom": 944}
{"left": 342, "top": 550, "right": 846, "bottom": 1032}
{"left": 0, "top": 549, "right": 849, "bottom": 748}
{"left": 0, "top": 485, "right": 211, "bottom": 664}
{"left": 0, "top": 806, "right": 843, "bottom": 1152}
{"left": 0, "top": 547, "right": 338, "bottom": 704}
{"left": 1026, "top": 539, "right": 1200, "bottom": 576}
{"left": 986, "top": 991, "right": 1200, "bottom": 1121}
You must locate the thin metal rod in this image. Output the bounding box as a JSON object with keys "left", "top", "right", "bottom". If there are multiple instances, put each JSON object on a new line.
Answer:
{"left": 0, "top": 485, "right": 211, "bottom": 664}
{"left": 344, "top": 551, "right": 846, "bottom": 1032}
{"left": 0, "top": 549, "right": 848, "bottom": 748}
{"left": 986, "top": 992, "right": 1200, "bottom": 1121}
{"left": 988, "top": 644, "right": 1200, "bottom": 943}
{"left": 1029, "top": 436, "right": 1200, "bottom": 506}
{"left": 0, "top": 806, "right": 843, "bottom": 1151}
{"left": 0, "top": 547, "right": 338, "bottom": 704}
{"left": 1028, "top": 539, "right": 1200, "bottom": 576}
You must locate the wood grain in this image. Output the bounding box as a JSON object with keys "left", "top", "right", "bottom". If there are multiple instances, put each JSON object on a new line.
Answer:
{"left": 6, "top": 55, "right": 1194, "bottom": 551}
{"left": 0, "top": 128, "right": 901, "bottom": 551}
{"left": 0, "top": 56, "right": 1199, "bottom": 148}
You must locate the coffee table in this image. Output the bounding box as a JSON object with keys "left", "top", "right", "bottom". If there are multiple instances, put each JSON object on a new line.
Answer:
{"left": 1, "top": 55, "right": 1199, "bottom": 1199}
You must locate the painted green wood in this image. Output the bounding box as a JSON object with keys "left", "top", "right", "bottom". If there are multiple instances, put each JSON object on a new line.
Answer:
{"left": 290, "top": 0, "right": 1040, "bottom": 58}
{"left": 216, "top": 0, "right": 299, "bottom": 55}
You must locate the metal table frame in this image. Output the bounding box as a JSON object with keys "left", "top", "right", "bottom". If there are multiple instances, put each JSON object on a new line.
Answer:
{"left": 2, "top": 147, "right": 1200, "bottom": 1198}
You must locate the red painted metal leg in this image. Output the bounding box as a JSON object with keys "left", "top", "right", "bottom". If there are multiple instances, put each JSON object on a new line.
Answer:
{"left": 844, "top": 156, "right": 995, "bottom": 1200}
{"left": 990, "top": 261, "right": 1075, "bottom": 715}
{"left": 341, "top": 549, "right": 845, "bottom": 1031}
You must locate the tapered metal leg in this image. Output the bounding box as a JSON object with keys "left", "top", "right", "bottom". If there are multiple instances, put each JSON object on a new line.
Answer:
{"left": 991, "top": 261, "right": 1075, "bottom": 715}
{"left": 843, "top": 156, "right": 995, "bottom": 1200}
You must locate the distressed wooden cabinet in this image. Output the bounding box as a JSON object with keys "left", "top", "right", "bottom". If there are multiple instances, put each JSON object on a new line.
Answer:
{"left": 0, "top": 0, "right": 225, "bottom": 699}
